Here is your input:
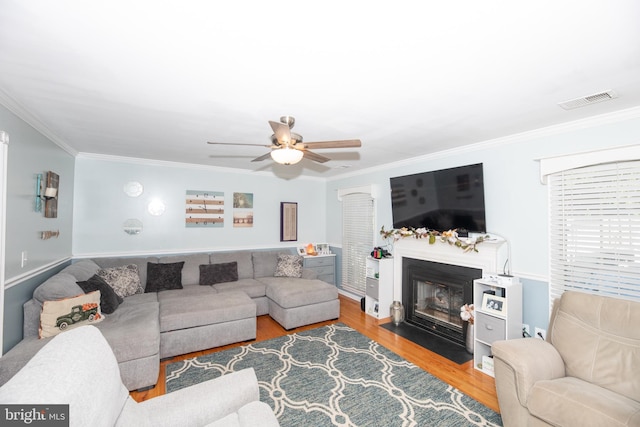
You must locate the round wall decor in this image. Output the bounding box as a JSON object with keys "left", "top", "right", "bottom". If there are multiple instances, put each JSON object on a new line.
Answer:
{"left": 123, "top": 181, "right": 144, "bottom": 197}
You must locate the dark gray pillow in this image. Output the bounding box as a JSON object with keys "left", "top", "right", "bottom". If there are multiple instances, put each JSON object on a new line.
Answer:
{"left": 199, "top": 262, "right": 238, "bottom": 285}
{"left": 145, "top": 262, "right": 184, "bottom": 292}
{"left": 77, "top": 274, "right": 123, "bottom": 314}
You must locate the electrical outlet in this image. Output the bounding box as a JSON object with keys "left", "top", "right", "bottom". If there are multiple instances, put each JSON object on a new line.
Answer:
{"left": 522, "top": 324, "right": 530, "bottom": 338}
{"left": 535, "top": 327, "right": 546, "bottom": 340}
{"left": 21, "top": 251, "right": 27, "bottom": 268}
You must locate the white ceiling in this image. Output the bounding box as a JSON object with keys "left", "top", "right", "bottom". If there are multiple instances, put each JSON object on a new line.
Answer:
{"left": 1, "top": 1, "right": 639, "bottom": 179}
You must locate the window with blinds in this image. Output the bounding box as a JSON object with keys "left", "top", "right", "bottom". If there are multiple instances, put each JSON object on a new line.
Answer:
{"left": 341, "top": 192, "right": 374, "bottom": 296}
{"left": 548, "top": 160, "right": 640, "bottom": 306}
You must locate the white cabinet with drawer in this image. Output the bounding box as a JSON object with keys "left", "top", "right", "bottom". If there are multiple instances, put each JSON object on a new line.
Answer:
{"left": 303, "top": 254, "right": 336, "bottom": 285}
{"left": 473, "top": 277, "right": 522, "bottom": 377}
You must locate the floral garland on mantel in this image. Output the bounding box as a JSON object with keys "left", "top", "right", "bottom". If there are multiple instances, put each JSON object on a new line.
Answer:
{"left": 380, "top": 226, "right": 490, "bottom": 253}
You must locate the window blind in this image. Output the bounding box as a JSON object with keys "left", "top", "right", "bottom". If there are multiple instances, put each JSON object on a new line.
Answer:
{"left": 341, "top": 192, "right": 374, "bottom": 296}
{"left": 548, "top": 160, "right": 640, "bottom": 307}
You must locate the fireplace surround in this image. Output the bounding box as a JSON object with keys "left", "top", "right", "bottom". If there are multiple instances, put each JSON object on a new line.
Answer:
{"left": 402, "top": 257, "right": 480, "bottom": 346}
{"left": 392, "top": 238, "right": 507, "bottom": 348}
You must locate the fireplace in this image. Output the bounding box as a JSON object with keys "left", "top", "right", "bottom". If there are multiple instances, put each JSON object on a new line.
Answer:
{"left": 402, "top": 257, "right": 481, "bottom": 346}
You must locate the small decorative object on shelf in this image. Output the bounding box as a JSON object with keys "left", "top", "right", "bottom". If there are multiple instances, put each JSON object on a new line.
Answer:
{"left": 305, "top": 243, "right": 317, "bottom": 256}
{"left": 316, "top": 243, "right": 330, "bottom": 255}
{"left": 380, "top": 226, "right": 489, "bottom": 253}
{"left": 370, "top": 246, "right": 391, "bottom": 259}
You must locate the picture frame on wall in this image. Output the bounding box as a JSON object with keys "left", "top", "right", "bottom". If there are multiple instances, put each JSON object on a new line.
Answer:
{"left": 482, "top": 293, "right": 507, "bottom": 316}
{"left": 280, "top": 202, "right": 297, "bottom": 242}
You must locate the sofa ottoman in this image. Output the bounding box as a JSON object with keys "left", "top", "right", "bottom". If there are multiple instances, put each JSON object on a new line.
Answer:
{"left": 158, "top": 288, "right": 257, "bottom": 358}
{"left": 262, "top": 277, "right": 340, "bottom": 330}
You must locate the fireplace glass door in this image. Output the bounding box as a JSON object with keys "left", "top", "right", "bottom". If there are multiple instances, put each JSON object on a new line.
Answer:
{"left": 402, "top": 257, "right": 480, "bottom": 346}
{"left": 414, "top": 279, "right": 464, "bottom": 330}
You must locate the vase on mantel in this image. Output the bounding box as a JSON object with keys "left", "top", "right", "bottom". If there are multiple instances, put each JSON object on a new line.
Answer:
{"left": 465, "top": 324, "right": 474, "bottom": 354}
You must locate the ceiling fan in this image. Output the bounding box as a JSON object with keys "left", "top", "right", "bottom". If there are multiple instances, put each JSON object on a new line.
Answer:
{"left": 207, "top": 116, "right": 361, "bottom": 165}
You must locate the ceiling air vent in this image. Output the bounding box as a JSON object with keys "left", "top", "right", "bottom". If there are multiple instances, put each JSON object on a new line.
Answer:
{"left": 558, "top": 90, "right": 618, "bottom": 110}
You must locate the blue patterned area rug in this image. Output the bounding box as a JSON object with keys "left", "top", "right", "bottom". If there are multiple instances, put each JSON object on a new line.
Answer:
{"left": 166, "top": 323, "right": 502, "bottom": 427}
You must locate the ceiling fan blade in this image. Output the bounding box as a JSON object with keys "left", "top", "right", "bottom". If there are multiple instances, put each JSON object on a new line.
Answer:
{"left": 268, "top": 120, "right": 291, "bottom": 144}
{"left": 300, "top": 149, "right": 331, "bottom": 163}
{"left": 251, "top": 152, "right": 273, "bottom": 162}
{"left": 208, "top": 141, "right": 272, "bottom": 147}
{"left": 301, "top": 139, "right": 362, "bottom": 149}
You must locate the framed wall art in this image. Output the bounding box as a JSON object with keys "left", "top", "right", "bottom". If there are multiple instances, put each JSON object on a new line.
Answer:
{"left": 280, "top": 202, "right": 297, "bottom": 241}
{"left": 233, "top": 192, "right": 254, "bottom": 228}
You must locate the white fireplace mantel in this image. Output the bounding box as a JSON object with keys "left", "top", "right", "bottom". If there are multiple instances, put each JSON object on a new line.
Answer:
{"left": 392, "top": 238, "right": 508, "bottom": 301}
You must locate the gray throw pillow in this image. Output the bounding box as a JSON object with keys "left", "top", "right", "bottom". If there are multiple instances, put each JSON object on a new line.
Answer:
{"left": 77, "top": 274, "right": 123, "bottom": 314}
{"left": 274, "top": 254, "right": 303, "bottom": 278}
{"left": 145, "top": 262, "right": 185, "bottom": 292}
{"left": 199, "top": 262, "right": 238, "bottom": 285}
{"left": 96, "top": 264, "right": 143, "bottom": 298}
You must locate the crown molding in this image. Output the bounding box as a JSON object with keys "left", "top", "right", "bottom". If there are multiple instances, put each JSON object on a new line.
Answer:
{"left": 0, "top": 88, "right": 78, "bottom": 156}
{"left": 76, "top": 152, "right": 326, "bottom": 182}
{"left": 328, "top": 106, "right": 640, "bottom": 181}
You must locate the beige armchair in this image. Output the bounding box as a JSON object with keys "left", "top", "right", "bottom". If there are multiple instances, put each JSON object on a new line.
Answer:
{"left": 492, "top": 291, "right": 640, "bottom": 427}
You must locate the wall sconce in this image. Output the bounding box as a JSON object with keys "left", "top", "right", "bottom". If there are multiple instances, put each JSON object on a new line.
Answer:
{"left": 35, "top": 171, "right": 59, "bottom": 218}
{"left": 147, "top": 198, "right": 166, "bottom": 216}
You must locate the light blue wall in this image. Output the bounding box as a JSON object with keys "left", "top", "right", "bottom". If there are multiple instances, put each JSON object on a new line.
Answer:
{"left": 3, "top": 105, "right": 640, "bottom": 351}
{"left": 1, "top": 105, "right": 74, "bottom": 280}
{"left": 1, "top": 103, "right": 75, "bottom": 352}
{"left": 72, "top": 157, "right": 327, "bottom": 256}
{"left": 325, "top": 111, "right": 640, "bottom": 332}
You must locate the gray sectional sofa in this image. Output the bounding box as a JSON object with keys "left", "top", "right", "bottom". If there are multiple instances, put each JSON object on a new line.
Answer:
{"left": 0, "top": 326, "right": 280, "bottom": 427}
{"left": 0, "top": 249, "right": 340, "bottom": 391}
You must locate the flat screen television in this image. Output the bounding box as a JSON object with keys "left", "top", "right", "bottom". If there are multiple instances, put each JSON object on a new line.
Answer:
{"left": 390, "top": 163, "right": 486, "bottom": 233}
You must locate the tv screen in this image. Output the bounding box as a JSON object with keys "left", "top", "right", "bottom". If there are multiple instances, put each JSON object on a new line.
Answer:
{"left": 390, "top": 163, "right": 486, "bottom": 233}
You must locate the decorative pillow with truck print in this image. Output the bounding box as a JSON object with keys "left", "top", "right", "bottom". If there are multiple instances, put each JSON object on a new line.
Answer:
{"left": 39, "top": 291, "right": 103, "bottom": 339}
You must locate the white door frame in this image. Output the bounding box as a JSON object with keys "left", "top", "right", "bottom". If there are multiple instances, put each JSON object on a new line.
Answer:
{"left": 0, "top": 130, "right": 9, "bottom": 352}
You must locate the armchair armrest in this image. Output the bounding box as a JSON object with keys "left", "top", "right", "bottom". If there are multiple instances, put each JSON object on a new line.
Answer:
{"left": 140, "top": 368, "right": 261, "bottom": 427}
{"left": 492, "top": 338, "right": 565, "bottom": 406}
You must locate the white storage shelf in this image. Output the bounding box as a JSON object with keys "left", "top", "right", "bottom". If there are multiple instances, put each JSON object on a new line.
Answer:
{"left": 473, "top": 277, "right": 523, "bottom": 377}
{"left": 365, "top": 257, "right": 394, "bottom": 320}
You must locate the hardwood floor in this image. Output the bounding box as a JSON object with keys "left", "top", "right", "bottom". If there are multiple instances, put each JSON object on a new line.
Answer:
{"left": 130, "top": 295, "right": 500, "bottom": 413}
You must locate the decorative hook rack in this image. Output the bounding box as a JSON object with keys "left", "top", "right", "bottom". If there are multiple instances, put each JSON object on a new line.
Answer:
{"left": 40, "top": 230, "right": 60, "bottom": 240}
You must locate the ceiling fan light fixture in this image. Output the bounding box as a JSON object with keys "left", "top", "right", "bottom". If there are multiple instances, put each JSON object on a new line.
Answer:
{"left": 270, "top": 147, "right": 303, "bottom": 165}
